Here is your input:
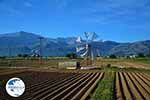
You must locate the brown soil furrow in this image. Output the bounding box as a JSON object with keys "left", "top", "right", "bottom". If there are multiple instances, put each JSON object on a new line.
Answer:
{"left": 129, "top": 72, "right": 150, "bottom": 99}
{"left": 142, "top": 73, "right": 150, "bottom": 80}
{"left": 39, "top": 72, "right": 92, "bottom": 100}
{"left": 132, "top": 72, "right": 150, "bottom": 94}
{"left": 71, "top": 73, "right": 99, "bottom": 100}
{"left": 80, "top": 72, "right": 104, "bottom": 100}
{"left": 51, "top": 73, "right": 98, "bottom": 100}
{"left": 21, "top": 73, "right": 78, "bottom": 100}
{"left": 33, "top": 73, "right": 89, "bottom": 100}
{"left": 31, "top": 73, "right": 85, "bottom": 99}
{"left": 19, "top": 72, "right": 84, "bottom": 100}
{"left": 135, "top": 72, "right": 150, "bottom": 87}
{"left": 0, "top": 70, "right": 25, "bottom": 75}
{"left": 28, "top": 73, "right": 72, "bottom": 89}
{"left": 115, "top": 72, "right": 124, "bottom": 100}
{"left": 139, "top": 73, "right": 150, "bottom": 83}
{"left": 119, "top": 72, "right": 133, "bottom": 100}
{"left": 27, "top": 73, "right": 76, "bottom": 91}
{"left": 123, "top": 72, "right": 143, "bottom": 100}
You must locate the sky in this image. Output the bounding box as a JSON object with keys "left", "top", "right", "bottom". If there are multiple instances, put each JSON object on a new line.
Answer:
{"left": 0, "top": 0, "right": 150, "bottom": 42}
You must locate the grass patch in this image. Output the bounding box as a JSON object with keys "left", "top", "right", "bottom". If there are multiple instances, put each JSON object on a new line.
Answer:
{"left": 131, "top": 58, "right": 150, "bottom": 63}
{"left": 91, "top": 71, "right": 115, "bottom": 100}
{"left": 101, "top": 65, "right": 150, "bottom": 72}
{"left": 119, "top": 67, "right": 150, "bottom": 72}
{"left": 102, "top": 66, "right": 120, "bottom": 72}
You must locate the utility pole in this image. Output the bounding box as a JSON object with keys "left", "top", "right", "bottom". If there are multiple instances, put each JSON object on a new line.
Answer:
{"left": 39, "top": 37, "right": 44, "bottom": 65}
{"left": 8, "top": 46, "right": 11, "bottom": 57}
{"left": 8, "top": 45, "right": 12, "bottom": 67}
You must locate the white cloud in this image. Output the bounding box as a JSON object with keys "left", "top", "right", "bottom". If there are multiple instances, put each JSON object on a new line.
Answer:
{"left": 82, "top": 0, "right": 150, "bottom": 25}
{"left": 54, "top": 0, "right": 73, "bottom": 8}
{"left": 0, "top": 3, "right": 22, "bottom": 16}
{"left": 0, "top": 0, "right": 33, "bottom": 16}
{"left": 24, "top": 1, "right": 32, "bottom": 7}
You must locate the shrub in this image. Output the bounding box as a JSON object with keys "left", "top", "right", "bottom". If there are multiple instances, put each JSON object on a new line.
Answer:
{"left": 66, "top": 53, "right": 77, "bottom": 59}
{"left": 137, "top": 53, "right": 145, "bottom": 58}
{"left": 109, "top": 54, "right": 117, "bottom": 59}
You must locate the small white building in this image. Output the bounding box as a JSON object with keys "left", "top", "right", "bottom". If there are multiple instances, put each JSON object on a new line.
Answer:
{"left": 58, "top": 61, "right": 80, "bottom": 69}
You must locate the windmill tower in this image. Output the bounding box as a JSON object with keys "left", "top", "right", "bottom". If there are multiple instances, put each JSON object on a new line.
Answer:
{"left": 38, "top": 37, "right": 44, "bottom": 64}
{"left": 76, "top": 32, "right": 98, "bottom": 66}
{"left": 39, "top": 37, "right": 44, "bottom": 57}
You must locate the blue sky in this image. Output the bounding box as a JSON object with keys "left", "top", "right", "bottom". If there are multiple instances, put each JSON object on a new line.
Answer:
{"left": 0, "top": 0, "right": 150, "bottom": 42}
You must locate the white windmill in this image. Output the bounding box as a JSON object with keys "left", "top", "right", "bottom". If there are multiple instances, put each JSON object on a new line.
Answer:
{"left": 31, "top": 36, "right": 44, "bottom": 57}
{"left": 76, "top": 32, "right": 98, "bottom": 66}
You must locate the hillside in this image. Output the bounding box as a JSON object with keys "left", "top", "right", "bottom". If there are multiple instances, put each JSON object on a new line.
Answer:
{"left": 0, "top": 31, "right": 149, "bottom": 56}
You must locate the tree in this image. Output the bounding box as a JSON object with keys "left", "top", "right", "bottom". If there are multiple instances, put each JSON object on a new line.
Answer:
{"left": 137, "top": 53, "right": 145, "bottom": 58}
{"left": 17, "top": 54, "right": 29, "bottom": 58}
{"left": 109, "top": 54, "right": 117, "bottom": 59}
{"left": 22, "top": 54, "right": 29, "bottom": 57}
{"left": 17, "top": 54, "right": 22, "bottom": 57}
{"left": 66, "top": 53, "right": 77, "bottom": 59}
{"left": 0, "top": 56, "right": 6, "bottom": 59}
{"left": 147, "top": 55, "right": 150, "bottom": 57}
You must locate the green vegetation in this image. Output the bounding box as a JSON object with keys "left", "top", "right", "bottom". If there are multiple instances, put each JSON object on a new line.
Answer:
{"left": 106, "top": 66, "right": 150, "bottom": 73}
{"left": 91, "top": 70, "right": 115, "bottom": 100}
{"left": 65, "top": 53, "right": 77, "bottom": 59}
{"left": 130, "top": 58, "right": 150, "bottom": 63}
{"left": 137, "top": 53, "right": 145, "bottom": 58}
{"left": 120, "top": 67, "right": 150, "bottom": 72}
{"left": 101, "top": 65, "right": 150, "bottom": 72}
{"left": 109, "top": 54, "right": 117, "bottom": 59}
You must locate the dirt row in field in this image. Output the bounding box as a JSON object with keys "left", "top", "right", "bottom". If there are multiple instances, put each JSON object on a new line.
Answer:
{"left": 0, "top": 69, "right": 103, "bottom": 100}
{"left": 0, "top": 68, "right": 150, "bottom": 100}
{"left": 115, "top": 72, "right": 150, "bottom": 100}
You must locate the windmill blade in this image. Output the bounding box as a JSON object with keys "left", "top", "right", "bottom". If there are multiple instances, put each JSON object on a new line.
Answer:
{"left": 84, "top": 32, "right": 91, "bottom": 38}
{"left": 76, "top": 46, "right": 86, "bottom": 52}
{"left": 35, "top": 50, "right": 39, "bottom": 53}
{"left": 84, "top": 32, "right": 98, "bottom": 42}
{"left": 84, "top": 32, "right": 92, "bottom": 42}
{"left": 92, "top": 32, "right": 98, "bottom": 41}
{"left": 76, "top": 36, "right": 82, "bottom": 43}
{"left": 31, "top": 49, "right": 35, "bottom": 53}
{"left": 84, "top": 32, "right": 89, "bottom": 39}
{"left": 80, "top": 50, "right": 88, "bottom": 57}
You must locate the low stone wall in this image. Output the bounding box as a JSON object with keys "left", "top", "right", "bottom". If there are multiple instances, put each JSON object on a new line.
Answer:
{"left": 58, "top": 61, "right": 80, "bottom": 69}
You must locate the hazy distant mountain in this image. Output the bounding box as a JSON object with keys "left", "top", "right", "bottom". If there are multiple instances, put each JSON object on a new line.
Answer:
{"left": 0, "top": 31, "right": 76, "bottom": 56}
{"left": 0, "top": 31, "right": 149, "bottom": 56}
{"left": 0, "top": 31, "right": 41, "bottom": 47}
{"left": 109, "top": 40, "right": 150, "bottom": 56}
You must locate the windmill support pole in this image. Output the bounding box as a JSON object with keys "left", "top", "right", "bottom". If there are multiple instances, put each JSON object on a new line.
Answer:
{"left": 89, "top": 44, "right": 93, "bottom": 66}
{"left": 39, "top": 37, "right": 43, "bottom": 65}
{"left": 86, "top": 56, "right": 88, "bottom": 66}
{"left": 8, "top": 47, "right": 11, "bottom": 57}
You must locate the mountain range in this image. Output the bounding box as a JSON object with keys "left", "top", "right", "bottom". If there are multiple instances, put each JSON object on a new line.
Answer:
{"left": 0, "top": 31, "right": 149, "bottom": 56}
